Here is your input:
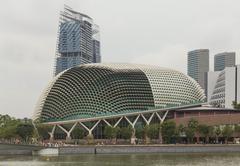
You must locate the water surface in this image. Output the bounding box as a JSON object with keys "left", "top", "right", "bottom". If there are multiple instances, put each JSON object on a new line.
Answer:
{"left": 1, "top": 153, "right": 240, "bottom": 166}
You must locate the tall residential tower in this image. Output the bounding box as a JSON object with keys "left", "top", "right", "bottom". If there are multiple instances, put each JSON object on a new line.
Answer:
{"left": 208, "top": 65, "right": 240, "bottom": 108}
{"left": 214, "top": 52, "right": 235, "bottom": 71}
{"left": 187, "top": 49, "right": 209, "bottom": 94}
{"left": 54, "top": 6, "right": 101, "bottom": 75}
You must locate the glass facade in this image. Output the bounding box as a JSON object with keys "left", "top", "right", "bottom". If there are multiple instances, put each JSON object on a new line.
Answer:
{"left": 214, "top": 52, "right": 235, "bottom": 71}
{"left": 187, "top": 49, "right": 209, "bottom": 95}
{"left": 54, "top": 6, "right": 101, "bottom": 75}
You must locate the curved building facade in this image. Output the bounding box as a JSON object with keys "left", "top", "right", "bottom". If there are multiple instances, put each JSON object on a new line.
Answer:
{"left": 34, "top": 63, "right": 205, "bottom": 123}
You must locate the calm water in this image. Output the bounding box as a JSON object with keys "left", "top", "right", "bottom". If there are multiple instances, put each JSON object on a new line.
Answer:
{"left": 1, "top": 153, "right": 240, "bottom": 166}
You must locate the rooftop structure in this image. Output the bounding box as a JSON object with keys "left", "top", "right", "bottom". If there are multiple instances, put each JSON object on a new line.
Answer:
{"left": 34, "top": 63, "right": 205, "bottom": 123}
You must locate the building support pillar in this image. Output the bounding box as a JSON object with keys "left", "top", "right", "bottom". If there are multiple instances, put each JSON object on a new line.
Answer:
{"left": 141, "top": 113, "right": 155, "bottom": 125}
{"left": 57, "top": 124, "right": 71, "bottom": 141}
{"left": 124, "top": 115, "right": 140, "bottom": 144}
{"left": 141, "top": 113, "right": 155, "bottom": 144}
{"left": 156, "top": 110, "right": 169, "bottom": 144}
{"left": 79, "top": 120, "right": 101, "bottom": 144}
{"left": 48, "top": 125, "right": 56, "bottom": 142}
{"left": 79, "top": 120, "right": 101, "bottom": 137}
{"left": 114, "top": 117, "right": 123, "bottom": 128}
{"left": 156, "top": 110, "right": 169, "bottom": 124}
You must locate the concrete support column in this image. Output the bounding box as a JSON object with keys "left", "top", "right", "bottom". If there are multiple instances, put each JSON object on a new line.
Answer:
{"left": 156, "top": 111, "right": 169, "bottom": 144}
{"left": 80, "top": 120, "right": 100, "bottom": 144}
{"left": 114, "top": 117, "right": 123, "bottom": 128}
{"left": 48, "top": 125, "right": 56, "bottom": 142}
{"left": 124, "top": 115, "right": 140, "bottom": 144}
{"left": 57, "top": 124, "right": 71, "bottom": 141}
{"left": 49, "top": 133, "right": 54, "bottom": 142}
{"left": 80, "top": 120, "right": 101, "bottom": 138}
{"left": 141, "top": 113, "right": 155, "bottom": 125}
{"left": 156, "top": 110, "right": 169, "bottom": 124}
{"left": 141, "top": 113, "right": 155, "bottom": 144}
{"left": 66, "top": 133, "right": 72, "bottom": 142}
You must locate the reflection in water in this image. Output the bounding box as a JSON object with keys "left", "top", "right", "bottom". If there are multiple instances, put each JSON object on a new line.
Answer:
{"left": 1, "top": 153, "right": 240, "bottom": 166}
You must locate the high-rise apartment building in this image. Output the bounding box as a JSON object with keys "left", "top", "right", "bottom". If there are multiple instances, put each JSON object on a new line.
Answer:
{"left": 208, "top": 65, "right": 240, "bottom": 108}
{"left": 214, "top": 52, "right": 235, "bottom": 71}
{"left": 187, "top": 49, "right": 209, "bottom": 94}
{"left": 54, "top": 6, "right": 101, "bottom": 75}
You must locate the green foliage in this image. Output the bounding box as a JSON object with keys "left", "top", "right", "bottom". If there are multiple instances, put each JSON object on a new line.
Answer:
{"left": 175, "top": 124, "right": 185, "bottom": 142}
{"left": 161, "top": 121, "right": 176, "bottom": 143}
{"left": 186, "top": 119, "right": 199, "bottom": 143}
{"left": 214, "top": 126, "right": 222, "bottom": 137}
{"left": 185, "top": 128, "right": 195, "bottom": 143}
{"left": 120, "top": 126, "right": 132, "bottom": 140}
{"left": 232, "top": 101, "right": 240, "bottom": 110}
{"left": 35, "top": 124, "right": 51, "bottom": 140}
{"left": 104, "top": 126, "right": 120, "bottom": 139}
{"left": 0, "top": 115, "right": 20, "bottom": 139}
{"left": 72, "top": 127, "right": 85, "bottom": 139}
{"left": 198, "top": 124, "right": 213, "bottom": 137}
{"left": 176, "top": 124, "right": 185, "bottom": 136}
{"left": 16, "top": 123, "right": 34, "bottom": 142}
{"left": 145, "top": 124, "right": 160, "bottom": 139}
{"left": 234, "top": 125, "right": 240, "bottom": 133}
{"left": 222, "top": 125, "right": 234, "bottom": 139}
{"left": 198, "top": 124, "right": 213, "bottom": 143}
{"left": 188, "top": 118, "right": 199, "bottom": 130}
{"left": 135, "top": 127, "right": 144, "bottom": 139}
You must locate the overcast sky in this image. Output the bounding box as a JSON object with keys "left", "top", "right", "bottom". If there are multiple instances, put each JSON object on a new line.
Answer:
{"left": 0, "top": 0, "right": 239, "bottom": 118}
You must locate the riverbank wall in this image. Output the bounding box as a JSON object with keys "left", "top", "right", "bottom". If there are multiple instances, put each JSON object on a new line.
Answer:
{"left": 59, "top": 145, "right": 240, "bottom": 155}
{"left": 0, "top": 143, "right": 42, "bottom": 155}
{"left": 2, "top": 144, "right": 240, "bottom": 155}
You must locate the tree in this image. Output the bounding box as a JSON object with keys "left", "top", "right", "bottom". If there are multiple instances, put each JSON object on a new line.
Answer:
{"left": 234, "top": 125, "right": 240, "bottom": 137}
{"left": 186, "top": 119, "right": 199, "bottom": 143}
{"left": 176, "top": 124, "right": 185, "bottom": 143}
{"left": 145, "top": 124, "right": 160, "bottom": 140}
{"left": 232, "top": 101, "right": 240, "bottom": 110}
{"left": 71, "top": 127, "right": 85, "bottom": 139}
{"left": 214, "top": 126, "right": 222, "bottom": 143}
{"left": 161, "top": 121, "right": 176, "bottom": 144}
{"left": 16, "top": 123, "right": 34, "bottom": 143}
{"left": 135, "top": 127, "right": 144, "bottom": 139}
{"left": 0, "top": 116, "right": 20, "bottom": 141}
{"left": 222, "top": 125, "right": 234, "bottom": 144}
{"left": 120, "top": 126, "right": 132, "bottom": 140}
{"left": 104, "top": 126, "right": 120, "bottom": 140}
{"left": 35, "top": 124, "right": 51, "bottom": 140}
{"left": 198, "top": 124, "right": 213, "bottom": 143}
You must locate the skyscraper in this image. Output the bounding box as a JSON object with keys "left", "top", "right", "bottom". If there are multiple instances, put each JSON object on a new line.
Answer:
{"left": 214, "top": 52, "right": 235, "bottom": 71}
{"left": 208, "top": 65, "right": 240, "bottom": 108}
{"left": 187, "top": 49, "right": 209, "bottom": 94}
{"left": 54, "top": 6, "right": 101, "bottom": 75}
